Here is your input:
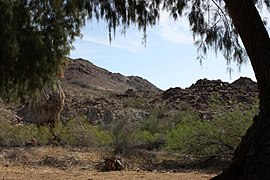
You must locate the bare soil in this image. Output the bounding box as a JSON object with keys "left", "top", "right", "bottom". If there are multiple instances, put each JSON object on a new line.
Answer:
{"left": 0, "top": 146, "right": 216, "bottom": 180}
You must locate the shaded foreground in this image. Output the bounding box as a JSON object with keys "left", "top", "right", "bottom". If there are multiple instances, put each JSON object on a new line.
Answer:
{"left": 0, "top": 146, "right": 216, "bottom": 179}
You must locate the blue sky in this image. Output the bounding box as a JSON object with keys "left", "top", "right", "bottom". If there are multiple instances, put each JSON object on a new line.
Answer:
{"left": 70, "top": 12, "right": 256, "bottom": 90}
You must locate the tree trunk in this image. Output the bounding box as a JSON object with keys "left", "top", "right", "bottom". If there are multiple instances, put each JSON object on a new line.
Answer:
{"left": 17, "top": 82, "right": 65, "bottom": 126}
{"left": 213, "top": 0, "right": 270, "bottom": 179}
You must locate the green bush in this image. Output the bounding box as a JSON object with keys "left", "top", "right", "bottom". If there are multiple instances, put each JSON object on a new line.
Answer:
{"left": 165, "top": 107, "right": 256, "bottom": 157}
{"left": 134, "top": 130, "right": 157, "bottom": 144}
{"left": 143, "top": 114, "right": 165, "bottom": 134}
{"left": 53, "top": 118, "right": 112, "bottom": 147}
{"left": 165, "top": 120, "right": 209, "bottom": 153}
{"left": 0, "top": 115, "right": 113, "bottom": 147}
{"left": 0, "top": 99, "right": 257, "bottom": 157}
{"left": 108, "top": 117, "right": 139, "bottom": 153}
{"left": 90, "top": 125, "right": 113, "bottom": 146}
{"left": 0, "top": 122, "right": 34, "bottom": 146}
{"left": 34, "top": 125, "right": 53, "bottom": 145}
{"left": 134, "top": 130, "right": 164, "bottom": 149}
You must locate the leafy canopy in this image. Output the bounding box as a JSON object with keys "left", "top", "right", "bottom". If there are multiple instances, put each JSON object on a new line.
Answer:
{"left": 85, "top": 0, "right": 270, "bottom": 66}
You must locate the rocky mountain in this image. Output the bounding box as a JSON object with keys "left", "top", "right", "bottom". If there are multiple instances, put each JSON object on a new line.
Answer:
{"left": 59, "top": 58, "right": 258, "bottom": 125}
{"left": 61, "top": 58, "right": 161, "bottom": 97}
{"left": 0, "top": 57, "right": 259, "bottom": 126}
{"left": 158, "top": 77, "right": 258, "bottom": 120}
{"left": 60, "top": 58, "right": 162, "bottom": 123}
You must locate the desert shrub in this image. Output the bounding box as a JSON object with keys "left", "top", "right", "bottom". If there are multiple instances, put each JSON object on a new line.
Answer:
{"left": 34, "top": 125, "right": 53, "bottom": 145}
{"left": 0, "top": 114, "right": 113, "bottom": 147}
{"left": 108, "top": 117, "right": 139, "bottom": 153}
{"left": 133, "top": 130, "right": 165, "bottom": 150}
{"left": 142, "top": 114, "right": 165, "bottom": 134}
{"left": 122, "top": 97, "right": 146, "bottom": 108}
{"left": 192, "top": 109, "right": 256, "bottom": 156}
{"left": 169, "top": 109, "right": 201, "bottom": 127}
{"left": 165, "top": 119, "right": 208, "bottom": 153}
{"left": 0, "top": 121, "right": 37, "bottom": 146}
{"left": 134, "top": 130, "right": 157, "bottom": 144}
{"left": 142, "top": 106, "right": 171, "bottom": 135}
{"left": 177, "top": 102, "right": 192, "bottom": 111}
{"left": 90, "top": 125, "right": 113, "bottom": 146}
{"left": 165, "top": 107, "right": 256, "bottom": 158}
{"left": 131, "top": 107, "right": 199, "bottom": 150}
{"left": 54, "top": 118, "right": 112, "bottom": 147}
{"left": 143, "top": 108, "right": 199, "bottom": 134}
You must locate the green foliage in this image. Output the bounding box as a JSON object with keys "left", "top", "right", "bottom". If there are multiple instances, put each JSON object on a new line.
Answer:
{"left": 0, "top": 121, "right": 36, "bottom": 147}
{"left": 142, "top": 113, "right": 167, "bottom": 134}
{"left": 0, "top": 117, "right": 112, "bottom": 147}
{"left": 0, "top": 103, "right": 256, "bottom": 157}
{"left": 165, "top": 107, "right": 256, "bottom": 157}
{"left": 165, "top": 122, "right": 199, "bottom": 152}
{"left": 85, "top": 0, "right": 160, "bottom": 42}
{"left": 0, "top": 0, "right": 86, "bottom": 99}
{"left": 133, "top": 130, "right": 164, "bottom": 150}
{"left": 164, "top": 112, "right": 205, "bottom": 152}
{"left": 34, "top": 126, "right": 53, "bottom": 145}
{"left": 143, "top": 106, "right": 199, "bottom": 134}
{"left": 0, "top": 109, "right": 53, "bottom": 146}
{"left": 134, "top": 130, "right": 157, "bottom": 144}
{"left": 53, "top": 119, "right": 112, "bottom": 147}
{"left": 131, "top": 106, "right": 198, "bottom": 150}
{"left": 204, "top": 108, "right": 255, "bottom": 155}
{"left": 108, "top": 117, "right": 139, "bottom": 153}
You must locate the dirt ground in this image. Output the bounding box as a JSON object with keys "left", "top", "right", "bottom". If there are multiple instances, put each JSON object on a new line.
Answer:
{"left": 0, "top": 147, "right": 216, "bottom": 180}
{"left": 0, "top": 165, "right": 215, "bottom": 180}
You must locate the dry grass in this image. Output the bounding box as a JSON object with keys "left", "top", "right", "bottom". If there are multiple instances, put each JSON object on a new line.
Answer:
{"left": 0, "top": 146, "right": 216, "bottom": 179}
{"left": 0, "top": 165, "right": 215, "bottom": 180}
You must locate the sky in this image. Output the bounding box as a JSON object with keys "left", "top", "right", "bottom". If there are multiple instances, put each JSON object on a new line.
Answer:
{"left": 70, "top": 11, "right": 256, "bottom": 90}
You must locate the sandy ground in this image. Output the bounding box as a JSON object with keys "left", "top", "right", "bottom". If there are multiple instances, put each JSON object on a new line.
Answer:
{"left": 0, "top": 165, "right": 215, "bottom": 180}
{"left": 0, "top": 147, "right": 218, "bottom": 180}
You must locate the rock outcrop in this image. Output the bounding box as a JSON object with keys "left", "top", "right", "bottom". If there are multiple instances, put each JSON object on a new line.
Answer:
{"left": 158, "top": 78, "right": 258, "bottom": 120}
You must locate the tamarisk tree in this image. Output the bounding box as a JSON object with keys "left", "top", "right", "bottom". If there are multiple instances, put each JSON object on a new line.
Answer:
{"left": 0, "top": 0, "right": 87, "bottom": 99}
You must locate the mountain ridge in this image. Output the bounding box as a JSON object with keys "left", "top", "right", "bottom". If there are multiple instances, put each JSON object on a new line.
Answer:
{"left": 61, "top": 58, "right": 162, "bottom": 96}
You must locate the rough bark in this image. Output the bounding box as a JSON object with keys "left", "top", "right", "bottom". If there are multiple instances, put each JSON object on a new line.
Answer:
{"left": 213, "top": 0, "right": 270, "bottom": 179}
{"left": 17, "top": 82, "right": 65, "bottom": 126}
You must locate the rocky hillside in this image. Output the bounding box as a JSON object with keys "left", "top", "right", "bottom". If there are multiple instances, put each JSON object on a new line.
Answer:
{"left": 60, "top": 58, "right": 162, "bottom": 123}
{"left": 157, "top": 77, "right": 258, "bottom": 120}
{"left": 59, "top": 58, "right": 258, "bottom": 125}
{"left": 61, "top": 58, "right": 161, "bottom": 97}
{"left": 0, "top": 57, "right": 259, "bottom": 126}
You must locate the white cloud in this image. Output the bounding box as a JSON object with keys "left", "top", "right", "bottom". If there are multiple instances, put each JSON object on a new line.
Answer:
{"left": 81, "top": 32, "right": 145, "bottom": 53}
{"left": 157, "top": 11, "right": 193, "bottom": 45}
